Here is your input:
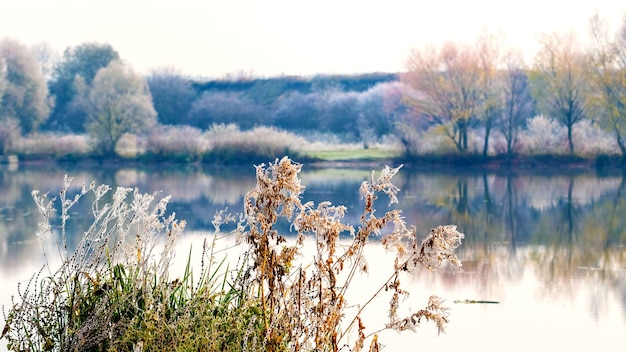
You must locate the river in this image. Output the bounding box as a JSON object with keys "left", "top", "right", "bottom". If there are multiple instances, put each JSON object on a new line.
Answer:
{"left": 1, "top": 161, "right": 625, "bottom": 351}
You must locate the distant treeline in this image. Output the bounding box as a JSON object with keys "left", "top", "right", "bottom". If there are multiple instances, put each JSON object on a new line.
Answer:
{"left": 2, "top": 10, "right": 626, "bottom": 164}
{"left": 192, "top": 72, "right": 398, "bottom": 95}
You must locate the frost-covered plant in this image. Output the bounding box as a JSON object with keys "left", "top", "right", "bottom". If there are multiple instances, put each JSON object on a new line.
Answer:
{"left": 570, "top": 120, "right": 617, "bottom": 156}
{"left": 2, "top": 157, "right": 463, "bottom": 352}
{"left": 10, "top": 133, "right": 92, "bottom": 159}
{"left": 145, "top": 125, "right": 208, "bottom": 160}
{"left": 203, "top": 124, "right": 307, "bottom": 161}
{"left": 221, "top": 157, "right": 464, "bottom": 351}
{"left": 518, "top": 115, "right": 568, "bottom": 154}
{"left": 1, "top": 176, "right": 264, "bottom": 352}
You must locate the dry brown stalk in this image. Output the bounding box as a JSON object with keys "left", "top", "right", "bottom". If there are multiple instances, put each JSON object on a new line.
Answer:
{"left": 218, "top": 156, "right": 464, "bottom": 351}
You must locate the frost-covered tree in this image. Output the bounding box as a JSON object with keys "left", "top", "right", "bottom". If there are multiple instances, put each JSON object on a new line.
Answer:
{"left": 531, "top": 32, "right": 588, "bottom": 154}
{"left": 48, "top": 42, "right": 119, "bottom": 132}
{"left": 0, "top": 38, "right": 52, "bottom": 134}
{"left": 82, "top": 60, "right": 156, "bottom": 156}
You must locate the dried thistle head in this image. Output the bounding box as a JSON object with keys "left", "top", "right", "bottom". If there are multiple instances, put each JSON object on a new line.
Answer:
{"left": 415, "top": 225, "right": 464, "bottom": 271}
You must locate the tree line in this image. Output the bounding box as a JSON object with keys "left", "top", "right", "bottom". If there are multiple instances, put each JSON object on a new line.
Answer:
{"left": 0, "top": 11, "right": 625, "bottom": 161}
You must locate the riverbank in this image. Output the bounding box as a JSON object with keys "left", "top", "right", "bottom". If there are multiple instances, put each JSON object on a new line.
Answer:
{"left": 3, "top": 151, "right": 625, "bottom": 176}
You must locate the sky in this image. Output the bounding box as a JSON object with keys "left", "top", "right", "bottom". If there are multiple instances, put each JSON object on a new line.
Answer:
{"left": 0, "top": 0, "right": 625, "bottom": 79}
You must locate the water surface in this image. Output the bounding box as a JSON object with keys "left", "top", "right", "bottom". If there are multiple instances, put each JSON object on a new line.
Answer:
{"left": 1, "top": 162, "right": 624, "bottom": 351}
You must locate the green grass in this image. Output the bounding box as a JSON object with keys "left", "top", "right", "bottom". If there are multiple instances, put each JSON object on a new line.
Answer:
{"left": 302, "top": 148, "right": 400, "bottom": 161}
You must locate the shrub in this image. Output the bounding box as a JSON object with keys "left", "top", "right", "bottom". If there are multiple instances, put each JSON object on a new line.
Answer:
{"left": 10, "top": 133, "right": 92, "bottom": 160}
{"left": 203, "top": 124, "right": 307, "bottom": 163}
{"left": 518, "top": 115, "right": 568, "bottom": 155}
{"left": 570, "top": 120, "right": 617, "bottom": 156}
{"left": 2, "top": 157, "right": 463, "bottom": 351}
{"left": 144, "top": 125, "right": 208, "bottom": 162}
{"left": 0, "top": 118, "right": 20, "bottom": 154}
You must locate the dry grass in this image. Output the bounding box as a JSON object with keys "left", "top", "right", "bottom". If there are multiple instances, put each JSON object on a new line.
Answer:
{"left": 217, "top": 156, "right": 464, "bottom": 351}
{"left": 2, "top": 156, "right": 463, "bottom": 352}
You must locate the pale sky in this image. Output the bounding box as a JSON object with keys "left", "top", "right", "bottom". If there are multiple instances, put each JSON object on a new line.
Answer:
{"left": 0, "top": 0, "right": 624, "bottom": 78}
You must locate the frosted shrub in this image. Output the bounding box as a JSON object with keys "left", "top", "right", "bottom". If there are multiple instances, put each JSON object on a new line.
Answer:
{"left": 114, "top": 133, "right": 145, "bottom": 158}
{"left": 11, "top": 133, "right": 92, "bottom": 159}
{"left": 145, "top": 125, "right": 208, "bottom": 160}
{"left": 518, "top": 115, "right": 568, "bottom": 154}
{"left": 0, "top": 119, "right": 20, "bottom": 154}
{"left": 203, "top": 124, "right": 307, "bottom": 161}
{"left": 396, "top": 123, "right": 457, "bottom": 155}
{"left": 570, "top": 120, "right": 617, "bottom": 156}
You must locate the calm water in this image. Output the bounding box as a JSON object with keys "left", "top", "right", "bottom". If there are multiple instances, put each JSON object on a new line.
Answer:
{"left": 1, "top": 162, "right": 625, "bottom": 351}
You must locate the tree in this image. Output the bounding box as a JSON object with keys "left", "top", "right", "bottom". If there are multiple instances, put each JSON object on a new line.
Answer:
{"left": 47, "top": 42, "right": 119, "bottom": 132}
{"left": 30, "top": 41, "right": 60, "bottom": 80}
{"left": 272, "top": 91, "right": 324, "bottom": 131}
{"left": 531, "top": 32, "right": 588, "bottom": 154}
{"left": 147, "top": 67, "right": 196, "bottom": 125}
{"left": 82, "top": 60, "right": 156, "bottom": 156}
{"left": 476, "top": 32, "right": 503, "bottom": 157}
{"left": 0, "top": 38, "right": 52, "bottom": 134}
{"left": 585, "top": 12, "right": 626, "bottom": 159}
{"left": 498, "top": 50, "right": 534, "bottom": 155}
{"left": 403, "top": 41, "right": 482, "bottom": 153}
{"left": 185, "top": 91, "right": 262, "bottom": 129}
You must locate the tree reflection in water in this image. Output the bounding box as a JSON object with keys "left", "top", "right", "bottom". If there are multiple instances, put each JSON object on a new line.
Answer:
{"left": 1, "top": 163, "right": 625, "bottom": 332}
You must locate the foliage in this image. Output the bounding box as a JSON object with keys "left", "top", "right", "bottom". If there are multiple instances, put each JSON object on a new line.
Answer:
{"left": 2, "top": 157, "right": 464, "bottom": 352}
{"left": 185, "top": 91, "right": 265, "bottom": 130}
{"left": 47, "top": 42, "right": 119, "bottom": 133}
{"left": 0, "top": 118, "right": 20, "bottom": 154}
{"left": 403, "top": 41, "right": 482, "bottom": 153}
{"left": 146, "top": 68, "right": 196, "bottom": 126}
{"left": 202, "top": 124, "right": 307, "bottom": 164}
{"left": 518, "top": 115, "right": 568, "bottom": 154}
{"left": 0, "top": 38, "right": 52, "bottom": 134}
{"left": 81, "top": 60, "right": 157, "bottom": 157}
{"left": 9, "top": 133, "right": 92, "bottom": 160}
{"left": 531, "top": 32, "right": 589, "bottom": 153}
{"left": 144, "top": 125, "right": 207, "bottom": 162}
{"left": 585, "top": 13, "right": 626, "bottom": 157}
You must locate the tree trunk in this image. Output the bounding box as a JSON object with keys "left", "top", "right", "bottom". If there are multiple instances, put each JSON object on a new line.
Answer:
{"left": 615, "top": 129, "right": 626, "bottom": 164}
{"left": 567, "top": 124, "right": 574, "bottom": 154}
{"left": 482, "top": 118, "right": 492, "bottom": 157}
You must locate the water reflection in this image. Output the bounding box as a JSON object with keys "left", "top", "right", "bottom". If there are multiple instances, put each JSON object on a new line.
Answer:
{"left": 1, "top": 163, "right": 625, "bottom": 351}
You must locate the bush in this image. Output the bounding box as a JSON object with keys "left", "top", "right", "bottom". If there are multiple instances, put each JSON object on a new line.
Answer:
{"left": 2, "top": 157, "right": 463, "bottom": 351}
{"left": 518, "top": 115, "right": 568, "bottom": 155}
{"left": 203, "top": 124, "right": 307, "bottom": 163}
{"left": 143, "top": 125, "right": 208, "bottom": 162}
{"left": 10, "top": 133, "right": 92, "bottom": 160}
{"left": 0, "top": 118, "right": 20, "bottom": 154}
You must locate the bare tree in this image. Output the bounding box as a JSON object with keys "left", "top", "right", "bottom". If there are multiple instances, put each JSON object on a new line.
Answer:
{"left": 498, "top": 50, "right": 534, "bottom": 155}
{"left": 531, "top": 32, "right": 588, "bottom": 154}
{"left": 476, "top": 32, "right": 504, "bottom": 156}
{"left": 586, "top": 12, "right": 626, "bottom": 159}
